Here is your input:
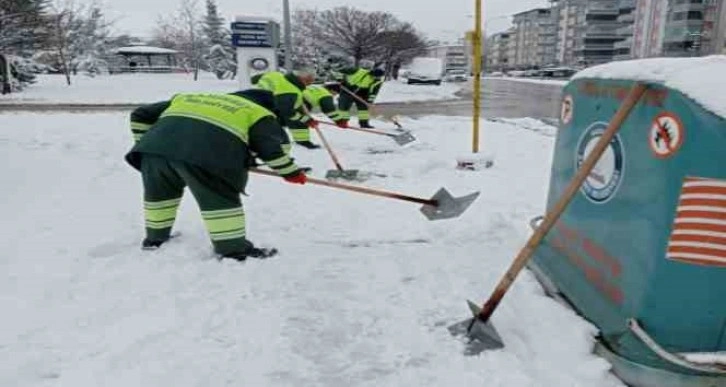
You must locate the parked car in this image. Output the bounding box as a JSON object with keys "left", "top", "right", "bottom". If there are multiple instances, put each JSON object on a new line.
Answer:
{"left": 444, "top": 69, "right": 468, "bottom": 82}
{"left": 406, "top": 57, "right": 444, "bottom": 85}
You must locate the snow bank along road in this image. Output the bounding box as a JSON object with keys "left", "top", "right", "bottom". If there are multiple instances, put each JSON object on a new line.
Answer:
{"left": 0, "top": 111, "right": 624, "bottom": 386}
{"left": 0, "top": 78, "right": 564, "bottom": 121}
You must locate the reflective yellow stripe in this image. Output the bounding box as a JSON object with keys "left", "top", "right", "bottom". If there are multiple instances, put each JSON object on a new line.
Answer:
{"left": 133, "top": 133, "right": 143, "bottom": 142}
{"left": 202, "top": 207, "right": 245, "bottom": 240}
{"left": 266, "top": 155, "right": 292, "bottom": 168}
{"left": 160, "top": 93, "right": 274, "bottom": 144}
{"left": 131, "top": 122, "right": 152, "bottom": 131}
{"left": 145, "top": 198, "right": 182, "bottom": 209}
{"left": 358, "top": 110, "right": 370, "bottom": 120}
{"left": 277, "top": 164, "right": 299, "bottom": 175}
{"left": 290, "top": 128, "right": 310, "bottom": 142}
{"left": 146, "top": 219, "right": 175, "bottom": 229}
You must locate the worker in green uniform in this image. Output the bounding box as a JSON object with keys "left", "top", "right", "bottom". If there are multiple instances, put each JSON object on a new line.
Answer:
{"left": 334, "top": 60, "right": 385, "bottom": 128}
{"left": 125, "top": 89, "right": 307, "bottom": 261}
{"left": 251, "top": 69, "right": 320, "bottom": 149}
{"left": 302, "top": 83, "right": 348, "bottom": 128}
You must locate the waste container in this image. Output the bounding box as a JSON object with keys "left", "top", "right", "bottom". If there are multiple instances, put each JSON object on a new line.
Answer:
{"left": 530, "top": 56, "right": 726, "bottom": 386}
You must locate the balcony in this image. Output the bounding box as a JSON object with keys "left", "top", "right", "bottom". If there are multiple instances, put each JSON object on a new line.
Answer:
{"left": 587, "top": 0, "right": 619, "bottom": 15}
{"left": 617, "top": 24, "right": 634, "bottom": 36}
{"left": 619, "top": 0, "right": 635, "bottom": 11}
{"left": 618, "top": 13, "right": 635, "bottom": 23}
{"left": 614, "top": 38, "right": 633, "bottom": 50}
{"left": 671, "top": 3, "right": 705, "bottom": 13}
{"left": 584, "top": 24, "right": 620, "bottom": 37}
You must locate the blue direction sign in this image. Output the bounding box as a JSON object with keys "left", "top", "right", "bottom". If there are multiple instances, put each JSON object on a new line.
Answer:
{"left": 231, "top": 21, "right": 277, "bottom": 48}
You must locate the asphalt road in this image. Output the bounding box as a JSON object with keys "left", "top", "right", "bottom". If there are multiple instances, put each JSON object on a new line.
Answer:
{"left": 0, "top": 79, "right": 565, "bottom": 121}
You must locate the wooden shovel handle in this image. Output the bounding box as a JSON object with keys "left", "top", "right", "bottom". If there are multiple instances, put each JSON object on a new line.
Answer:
{"left": 312, "top": 126, "right": 345, "bottom": 171}
{"left": 250, "top": 168, "right": 437, "bottom": 206}
{"left": 474, "top": 82, "right": 649, "bottom": 323}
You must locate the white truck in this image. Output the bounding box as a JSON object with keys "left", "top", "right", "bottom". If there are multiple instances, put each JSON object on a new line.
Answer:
{"left": 406, "top": 57, "right": 444, "bottom": 85}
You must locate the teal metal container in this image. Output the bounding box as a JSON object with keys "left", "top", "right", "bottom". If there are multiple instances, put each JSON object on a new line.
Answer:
{"left": 531, "top": 75, "right": 726, "bottom": 384}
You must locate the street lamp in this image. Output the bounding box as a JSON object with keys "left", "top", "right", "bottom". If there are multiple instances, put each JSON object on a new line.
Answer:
{"left": 282, "top": 0, "right": 293, "bottom": 70}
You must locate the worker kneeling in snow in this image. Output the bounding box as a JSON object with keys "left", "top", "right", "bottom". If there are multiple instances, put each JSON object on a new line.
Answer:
{"left": 124, "top": 89, "right": 307, "bottom": 261}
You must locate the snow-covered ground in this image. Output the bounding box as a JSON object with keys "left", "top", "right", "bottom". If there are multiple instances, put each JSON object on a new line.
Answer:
{"left": 482, "top": 76, "right": 569, "bottom": 87}
{"left": 0, "top": 110, "right": 624, "bottom": 386}
{"left": 0, "top": 73, "right": 462, "bottom": 105}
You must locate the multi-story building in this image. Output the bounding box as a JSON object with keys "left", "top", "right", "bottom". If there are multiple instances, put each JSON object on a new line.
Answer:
{"left": 631, "top": 0, "right": 667, "bottom": 58}
{"left": 553, "top": 0, "right": 586, "bottom": 66}
{"left": 422, "top": 44, "right": 471, "bottom": 73}
{"left": 702, "top": 0, "right": 726, "bottom": 55}
{"left": 485, "top": 31, "right": 513, "bottom": 71}
{"left": 614, "top": 0, "right": 637, "bottom": 60}
{"left": 511, "top": 8, "right": 558, "bottom": 69}
{"left": 572, "top": 0, "right": 622, "bottom": 66}
{"left": 662, "top": 0, "right": 718, "bottom": 56}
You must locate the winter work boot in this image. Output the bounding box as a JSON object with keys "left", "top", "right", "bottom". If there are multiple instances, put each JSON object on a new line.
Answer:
{"left": 219, "top": 246, "right": 278, "bottom": 262}
{"left": 359, "top": 120, "right": 374, "bottom": 128}
{"left": 295, "top": 141, "right": 321, "bottom": 149}
{"left": 142, "top": 238, "right": 168, "bottom": 250}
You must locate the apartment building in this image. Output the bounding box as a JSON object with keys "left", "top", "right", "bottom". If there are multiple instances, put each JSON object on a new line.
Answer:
{"left": 511, "top": 8, "right": 558, "bottom": 69}
{"left": 661, "top": 0, "right": 725, "bottom": 56}
{"left": 485, "top": 31, "right": 513, "bottom": 71}
{"left": 422, "top": 45, "right": 470, "bottom": 73}
{"left": 614, "top": 0, "right": 637, "bottom": 60}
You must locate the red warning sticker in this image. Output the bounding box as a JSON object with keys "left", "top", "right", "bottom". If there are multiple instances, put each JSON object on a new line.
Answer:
{"left": 561, "top": 94, "right": 573, "bottom": 125}
{"left": 649, "top": 112, "right": 684, "bottom": 159}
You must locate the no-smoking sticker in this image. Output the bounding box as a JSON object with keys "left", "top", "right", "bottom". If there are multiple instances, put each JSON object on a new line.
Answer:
{"left": 649, "top": 112, "right": 684, "bottom": 158}
{"left": 561, "top": 95, "right": 573, "bottom": 125}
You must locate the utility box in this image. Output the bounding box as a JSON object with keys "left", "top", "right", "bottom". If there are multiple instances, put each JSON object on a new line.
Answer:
{"left": 531, "top": 56, "right": 726, "bottom": 386}
{"left": 232, "top": 16, "right": 280, "bottom": 89}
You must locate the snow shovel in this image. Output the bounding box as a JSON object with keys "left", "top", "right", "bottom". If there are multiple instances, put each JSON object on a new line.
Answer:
{"left": 311, "top": 126, "right": 362, "bottom": 181}
{"left": 447, "top": 82, "right": 649, "bottom": 354}
{"left": 318, "top": 121, "right": 416, "bottom": 146}
{"left": 340, "top": 85, "right": 404, "bottom": 130}
{"left": 250, "top": 168, "right": 480, "bottom": 221}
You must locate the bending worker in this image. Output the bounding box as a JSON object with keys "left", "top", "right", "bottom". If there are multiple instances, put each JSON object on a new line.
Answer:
{"left": 125, "top": 89, "right": 307, "bottom": 261}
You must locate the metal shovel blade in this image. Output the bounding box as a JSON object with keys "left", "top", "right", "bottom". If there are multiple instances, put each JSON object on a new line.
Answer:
{"left": 447, "top": 300, "right": 505, "bottom": 355}
{"left": 325, "top": 169, "right": 362, "bottom": 181}
{"left": 391, "top": 131, "right": 417, "bottom": 146}
{"left": 419, "top": 188, "right": 480, "bottom": 220}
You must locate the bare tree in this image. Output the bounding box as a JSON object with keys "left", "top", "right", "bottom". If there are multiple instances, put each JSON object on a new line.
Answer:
{"left": 373, "top": 23, "right": 429, "bottom": 78}
{"left": 312, "top": 6, "right": 397, "bottom": 64}
{"left": 47, "top": 0, "right": 81, "bottom": 85}
{"left": 151, "top": 0, "right": 204, "bottom": 80}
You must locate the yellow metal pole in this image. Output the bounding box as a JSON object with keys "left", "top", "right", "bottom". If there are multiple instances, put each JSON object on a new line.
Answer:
{"left": 472, "top": 0, "right": 482, "bottom": 153}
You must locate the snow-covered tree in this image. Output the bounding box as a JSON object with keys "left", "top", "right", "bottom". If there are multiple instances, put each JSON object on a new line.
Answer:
{"left": 45, "top": 1, "right": 112, "bottom": 84}
{"left": 0, "top": 0, "right": 49, "bottom": 55}
{"left": 202, "top": 0, "right": 235, "bottom": 79}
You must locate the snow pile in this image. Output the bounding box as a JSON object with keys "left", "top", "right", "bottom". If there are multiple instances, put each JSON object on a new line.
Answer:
{"left": 0, "top": 74, "right": 463, "bottom": 105}
{"left": 571, "top": 55, "right": 726, "bottom": 118}
{"left": 375, "top": 80, "right": 462, "bottom": 103}
{"left": 681, "top": 352, "right": 726, "bottom": 367}
{"left": 0, "top": 112, "right": 623, "bottom": 386}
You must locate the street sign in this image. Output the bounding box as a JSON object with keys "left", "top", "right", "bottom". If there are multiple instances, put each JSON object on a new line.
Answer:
{"left": 231, "top": 20, "right": 280, "bottom": 48}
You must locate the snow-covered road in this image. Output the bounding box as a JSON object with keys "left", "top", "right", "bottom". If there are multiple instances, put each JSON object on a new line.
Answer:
{"left": 0, "top": 112, "right": 623, "bottom": 386}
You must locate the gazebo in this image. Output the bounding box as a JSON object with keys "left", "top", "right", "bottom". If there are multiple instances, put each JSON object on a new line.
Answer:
{"left": 110, "top": 46, "right": 180, "bottom": 73}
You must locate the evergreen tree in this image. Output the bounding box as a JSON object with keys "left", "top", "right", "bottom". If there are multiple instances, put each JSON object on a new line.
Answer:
{"left": 202, "top": 0, "right": 235, "bottom": 79}
{"left": 0, "top": 0, "right": 50, "bottom": 55}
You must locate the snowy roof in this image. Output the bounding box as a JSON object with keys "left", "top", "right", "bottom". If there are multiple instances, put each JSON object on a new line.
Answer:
{"left": 114, "top": 46, "right": 178, "bottom": 55}
{"left": 571, "top": 55, "right": 726, "bottom": 119}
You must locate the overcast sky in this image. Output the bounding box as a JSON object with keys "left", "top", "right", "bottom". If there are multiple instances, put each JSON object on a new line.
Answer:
{"left": 102, "top": 0, "right": 549, "bottom": 42}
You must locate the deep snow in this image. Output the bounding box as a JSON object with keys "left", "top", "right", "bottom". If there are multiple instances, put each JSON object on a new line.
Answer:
{"left": 0, "top": 111, "right": 624, "bottom": 386}
{"left": 0, "top": 73, "right": 462, "bottom": 105}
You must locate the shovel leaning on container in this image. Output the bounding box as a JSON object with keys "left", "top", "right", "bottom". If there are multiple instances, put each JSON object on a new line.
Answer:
{"left": 447, "top": 82, "right": 650, "bottom": 354}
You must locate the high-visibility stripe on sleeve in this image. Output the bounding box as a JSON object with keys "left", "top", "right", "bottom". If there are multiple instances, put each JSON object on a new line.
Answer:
{"left": 265, "top": 154, "right": 292, "bottom": 168}
{"left": 131, "top": 122, "right": 152, "bottom": 131}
